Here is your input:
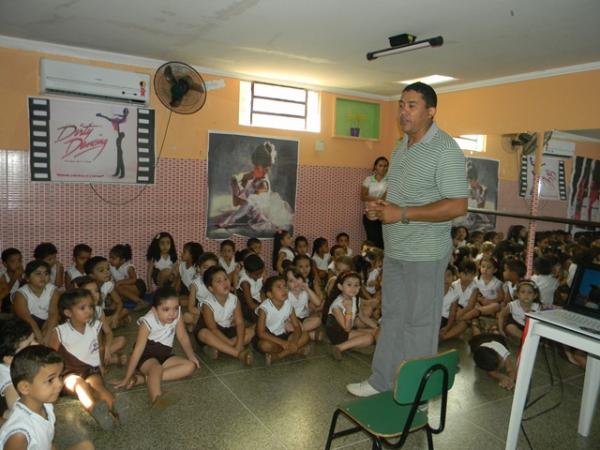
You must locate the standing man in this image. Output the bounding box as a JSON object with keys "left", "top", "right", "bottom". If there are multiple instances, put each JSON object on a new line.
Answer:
{"left": 347, "top": 82, "right": 468, "bottom": 396}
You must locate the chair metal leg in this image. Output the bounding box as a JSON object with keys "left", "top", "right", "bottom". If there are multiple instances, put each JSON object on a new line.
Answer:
{"left": 372, "top": 437, "right": 383, "bottom": 450}
{"left": 324, "top": 409, "right": 341, "bottom": 450}
{"left": 426, "top": 427, "right": 434, "bottom": 450}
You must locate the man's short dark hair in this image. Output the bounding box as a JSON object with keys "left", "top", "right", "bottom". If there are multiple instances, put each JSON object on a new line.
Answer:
{"left": 10, "top": 345, "right": 63, "bottom": 389}
{"left": 402, "top": 82, "right": 437, "bottom": 108}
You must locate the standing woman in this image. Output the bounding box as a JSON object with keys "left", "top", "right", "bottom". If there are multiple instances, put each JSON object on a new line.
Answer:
{"left": 361, "top": 157, "right": 389, "bottom": 249}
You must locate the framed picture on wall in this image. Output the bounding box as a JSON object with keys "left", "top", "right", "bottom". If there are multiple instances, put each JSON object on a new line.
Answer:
{"left": 206, "top": 131, "right": 299, "bottom": 239}
{"left": 453, "top": 157, "right": 499, "bottom": 232}
{"left": 28, "top": 97, "right": 155, "bottom": 184}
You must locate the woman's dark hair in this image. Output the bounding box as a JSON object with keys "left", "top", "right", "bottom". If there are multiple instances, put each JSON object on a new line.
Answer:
{"left": 146, "top": 232, "right": 177, "bottom": 263}
{"left": 72, "top": 244, "right": 92, "bottom": 258}
{"left": 251, "top": 141, "right": 275, "bottom": 167}
{"left": 152, "top": 286, "right": 178, "bottom": 307}
{"left": 58, "top": 288, "right": 94, "bottom": 323}
{"left": 110, "top": 244, "right": 133, "bottom": 261}
{"left": 183, "top": 242, "right": 204, "bottom": 264}
{"left": 24, "top": 260, "right": 51, "bottom": 277}
{"left": 33, "top": 242, "right": 57, "bottom": 259}
{"left": 244, "top": 254, "right": 265, "bottom": 273}
{"left": 402, "top": 82, "right": 437, "bottom": 108}
{"left": 272, "top": 230, "right": 291, "bottom": 271}
{"left": 372, "top": 156, "right": 389, "bottom": 171}
{"left": 196, "top": 252, "right": 219, "bottom": 267}
{"left": 203, "top": 265, "right": 228, "bottom": 288}
{"left": 84, "top": 256, "right": 107, "bottom": 275}
{"left": 262, "top": 275, "right": 285, "bottom": 296}
{"left": 311, "top": 237, "right": 328, "bottom": 257}
{"left": 220, "top": 240, "right": 235, "bottom": 251}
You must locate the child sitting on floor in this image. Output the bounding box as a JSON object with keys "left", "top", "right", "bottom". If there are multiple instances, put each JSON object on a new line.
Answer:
{"left": 236, "top": 254, "right": 265, "bottom": 323}
{"left": 0, "top": 248, "right": 24, "bottom": 314}
{"left": 184, "top": 252, "right": 219, "bottom": 331}
{"left": 284, "top": 268, "right": 322, "bottom": 341}
{"left": 0, "top": 318, "right": 35, "bottom": 419}
{"left": 0, "top": 345, "right": 94, "bottom": 450}
{"left": 254, "top": 275, "right": 310, "bottom": 365}
{"left": 498, "top": 280, "right": 542, "bottom": 339}
{"left": 113, "top": 287, "right": 200, "bottom": 409}
{"left": 469, "top": 323, "right": 516, "bottom": 390}
{"left": 194, "top": 266, "right": 254, "bottom": 365}
{"left": 324, "top": 271, "right": 377, "bottom": 360}
{"left": 34, "top": 243, "right": 64, "bottom": 289}
{"left": 65, "top": 244, "right": 92, "bottom": 290}
{"left": 109, "top": 244, "right": 147, "bottom": 311}
{"left": 48, "top": 289, "right": 122, "bottom": 430}
{"left": 85, "top": 256, "right": 128, "bottom": 329}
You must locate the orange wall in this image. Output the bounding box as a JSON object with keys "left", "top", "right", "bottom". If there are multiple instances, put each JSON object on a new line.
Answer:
{"left": 0, "top": 46, "right": 396, "bottom": 168}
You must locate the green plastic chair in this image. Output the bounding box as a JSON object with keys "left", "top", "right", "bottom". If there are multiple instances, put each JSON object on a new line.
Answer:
{"left": 324, "top": 349, "right": 459, "bottom": 450}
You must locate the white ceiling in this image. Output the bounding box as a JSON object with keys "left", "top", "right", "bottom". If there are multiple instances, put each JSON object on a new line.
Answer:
{"left": 1, "top": 0, "right": 600, "bottom": 97}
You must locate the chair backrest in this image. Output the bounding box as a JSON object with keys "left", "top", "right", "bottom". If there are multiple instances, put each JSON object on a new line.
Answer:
{"left": 392, "top": 349, "right": 459, "bottom": 404}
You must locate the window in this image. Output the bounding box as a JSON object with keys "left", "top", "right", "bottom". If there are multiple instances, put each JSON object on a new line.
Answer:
{"left": 239, "top": 81, "right": 320, "bottom": 132}
{"left": 454, "top": 134, "right": 486, "bottom": 152}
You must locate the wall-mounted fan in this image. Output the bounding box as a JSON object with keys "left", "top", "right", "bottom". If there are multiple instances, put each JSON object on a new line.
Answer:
{"left": 502, "top": 131, "right": 553, "bottom": 155}
{"left": 154, "top": 61, "right": 207, "bottom": 114}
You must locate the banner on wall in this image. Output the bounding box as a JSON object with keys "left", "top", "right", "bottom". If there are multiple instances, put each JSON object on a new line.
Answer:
{"left": 569, "top": 156, "right": 600, "bottom": 224}
{"left": 453, "top": 157, "right": 499, "bottom": 232}
{"left": 28, "top": 97, "right": 155, "bottom": 184}
{"left": 519, "top": 155, "right": 567, "bottom": 200}
{"left": 206, "top": 132, "right": 298, "bottom": 239}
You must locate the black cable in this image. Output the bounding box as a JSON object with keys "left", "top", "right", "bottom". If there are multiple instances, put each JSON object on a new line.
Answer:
{"left": 88, "top": 109, "right": 173, "bottom": 206}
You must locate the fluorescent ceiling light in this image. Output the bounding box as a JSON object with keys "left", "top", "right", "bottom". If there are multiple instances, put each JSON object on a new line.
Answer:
{"left": 366, "top": 36, "right": 443, "bottom": 61}
{"left": 397, "top": 75, "right": 456, "bottom": 85}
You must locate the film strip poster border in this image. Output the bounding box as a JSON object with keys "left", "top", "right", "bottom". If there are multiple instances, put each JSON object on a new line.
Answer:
{"left": 519, "top": 155, "right": 567, "bottom": 200}
{"left": 28, "top": 97, "right": 155, "bottom": 184}
{"left": 519, "top": 154, "right": 527, "bottom": 197}
{"left": 136, "top": 108, "right": 155, "bottom": 184}
{"left": 28, "top": 97, "right": 51, "bottom": 181}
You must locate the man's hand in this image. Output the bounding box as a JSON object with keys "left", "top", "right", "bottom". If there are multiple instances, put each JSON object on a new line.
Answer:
{"left": 365, "top": 200, "right": 402, "bottom": 224}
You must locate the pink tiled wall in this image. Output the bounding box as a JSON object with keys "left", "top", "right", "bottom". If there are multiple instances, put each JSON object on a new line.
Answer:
{"left": 0, "top": 150, "right": 369, "bottom": 274}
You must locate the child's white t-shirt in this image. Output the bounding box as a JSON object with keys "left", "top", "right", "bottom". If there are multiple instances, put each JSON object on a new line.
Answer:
{"left": 178, "top": 263, "right": 196, "bottom": 289}
{"left": 312, "top": 254, "right": 330, "bottom": 271}
{"left": 16, "top": 284, "right": 56, "bottom": 320}
{"left": 110, "top": 262, "right": 134, "bottom": 282}
{"left": 65, "top": 266, "right": 85, "bottom": 281}
{"left": 508, "top": 300, "right": 541, "bottom": 326}
{"left": 256, "top": 299, "right": 293, "bottom": 336}
{"left": 280, "top": 247, "right": 295, "bottom": 263}
{"left": 450, "top": 279, "right": 477, "bottom": 308}
{"left": 0, "top": 401, "right": 55, "bottom": 449}
{"left": 328, "top": 295, "right": 357, "bottom": 324}
{"left": 100, "top": 281, "right": 115, "bottom": 309}
{"left": 138, "top": 307, "right": 180, "bottom": 347}
{"left": 503, "top": 281, "right": 516, "bottom": 302}
{"left": 480, "top": 341, "right": 510, "bottom": 360}
{"left": 218, "top": 257, "right": 237, "bottom": 275}
{"left": 476, "top": 276, "right": 502, "bottom": 300}
{"left": 200, "top": 293, "right": 238, "bottom": 328}
{"left": 56, "top": 320, "right": 103, "bottom": 368}
{"left": 153, "top": 255, "right": 175, "bottom": 271}
{"left": 287, "top": 290, "right": 310, "bottom": 319}
{"left": 441, "top": 287, "right": 459, "bottom": 319}
{"left": 236, "top": 270, "right": 263, "bottom": 302}
{"left": 0, "top": 363, "right": 11, "bottom": 397}
{"left": 191, "top": 277, "right": 211, "bottom": 306}
{"left": 531, "top": 274, "right": 559, "bottom": 306}
{"left": 365, "top": 268, "right": 381, "bottom": 295}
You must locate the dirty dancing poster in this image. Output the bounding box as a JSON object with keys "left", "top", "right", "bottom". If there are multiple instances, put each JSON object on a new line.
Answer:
{"left": 28, "top": 97, "right": 155, "bottom": 184}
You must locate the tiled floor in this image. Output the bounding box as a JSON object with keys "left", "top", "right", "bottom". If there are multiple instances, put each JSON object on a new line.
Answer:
{"left": 53, "top": 315, "right": 598, "bottom": 450}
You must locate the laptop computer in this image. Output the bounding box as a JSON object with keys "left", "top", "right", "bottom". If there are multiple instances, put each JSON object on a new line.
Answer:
{"left": 526, "top": 262, "right": 600, "bottom": 340}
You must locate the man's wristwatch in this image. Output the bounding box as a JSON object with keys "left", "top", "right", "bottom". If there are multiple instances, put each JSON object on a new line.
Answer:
{"left": 401, "top": 207, "right": 409, "bottom": 224}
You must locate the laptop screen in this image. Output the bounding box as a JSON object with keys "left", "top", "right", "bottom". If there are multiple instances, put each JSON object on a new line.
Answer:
{"left": 568, "top": 263, "right": 600, "bottom": 317}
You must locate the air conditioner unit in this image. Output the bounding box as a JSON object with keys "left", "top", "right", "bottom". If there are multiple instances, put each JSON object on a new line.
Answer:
{"left": 544, "top": 138, "right": 575, "bottom": 158}
{"left": 40, "top": 59, "right": 150, "bottom": 105}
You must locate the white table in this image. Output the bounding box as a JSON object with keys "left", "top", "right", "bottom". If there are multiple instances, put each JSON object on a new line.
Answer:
{"left": 505, "top": 312, "right": 600, "bottom": 450}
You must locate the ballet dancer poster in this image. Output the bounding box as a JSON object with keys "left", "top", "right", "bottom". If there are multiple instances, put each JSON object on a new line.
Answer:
{"left": 569, "top": 156, "right": 600, "bottom": 225}
{"left": 206, "top": 131, "right": 298, "bottom": 239}
{"left": 28, "top": 97, "right": 155, "bottom": 184}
